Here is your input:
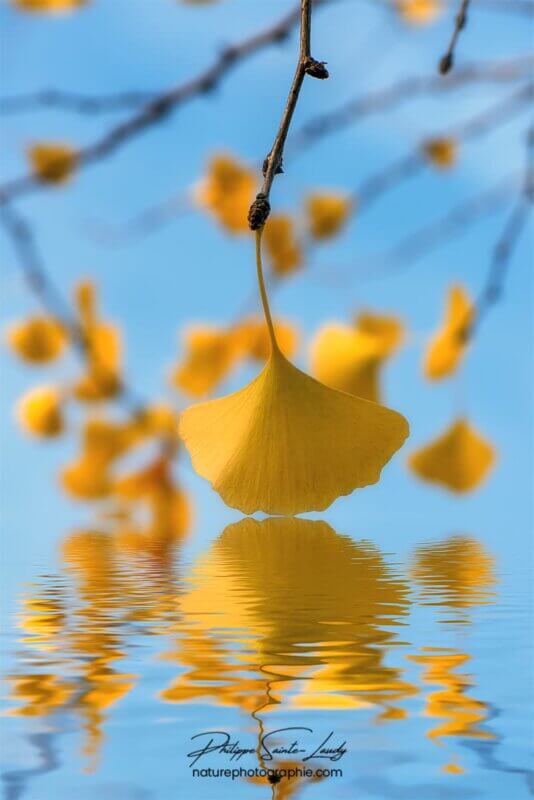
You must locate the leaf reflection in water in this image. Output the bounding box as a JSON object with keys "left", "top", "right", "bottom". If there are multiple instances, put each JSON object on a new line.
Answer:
{"left": 408, "top": 535, "right": 497, "bottom": 775}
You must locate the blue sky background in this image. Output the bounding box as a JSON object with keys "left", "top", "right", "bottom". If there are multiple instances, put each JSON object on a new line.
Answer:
{"left": 0, "top": 0, "right": 532, "bottom": 602}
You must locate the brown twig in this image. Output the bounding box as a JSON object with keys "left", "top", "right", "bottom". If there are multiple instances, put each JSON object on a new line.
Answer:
{"left": 248, "top": 0, "right": 328, "bottom": 230}
{"left": 289, "top": 55, "right": 533, "bottom": 155}
{"left": 439, "top": 0, "right": 472, "bottom": 75}
{"left": 0, "top": 0, "right": 333, "bottom": 206}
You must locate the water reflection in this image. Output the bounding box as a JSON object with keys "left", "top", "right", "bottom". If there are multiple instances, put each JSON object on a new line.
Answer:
{"left": 408, "top": 535, "right": 496, "bottom": 775}
{"left": 161, "top": 517, "right": 416, "bottom": 716}
{"left": 6, "top": 528, "right": 183, "bottom": 779}
{"left": 3, "top": 524, "right": 505, "bottom": 799}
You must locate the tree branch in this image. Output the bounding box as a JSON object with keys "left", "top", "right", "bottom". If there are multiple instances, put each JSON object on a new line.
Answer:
{"left": 0, "top": 202, "right": 146, "bottom": 413}
{"left": 0, "top": 0, "right": 332, "bottom": 206}
{"left": 439, "top": 0, "right": 472, "bottom": 75}
{"left": 248, "top": 0, "right": 328, "bottom": 230}
{"left": 468, "top": 125, "right": 533, "bottom": 337}
{"left": 289, "top": 55, "right": 533, "bottom": 155}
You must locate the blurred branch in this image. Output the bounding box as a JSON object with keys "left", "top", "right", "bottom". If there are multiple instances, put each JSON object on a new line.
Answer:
{"left": 0, "top": 202, "right": 146, "bottom": 413}
{"left": 289, "top": 55, "right": 533, "bottom": 154}
{"left": 248, "top": 0, "right": 328, "bottom": 229}
{"left": 439, "top": 0, "right": 472, "bottom": 75}
{"left": 0, "top": 0, "right": 332, "bottom": 205}
{"left": 0, "top": 89, "right": 155, "bottom": 116}
{"left": 469, "top": 125, "right": 533, "bottom": 337}
{"left": 353, "top": 172, "right": 519, "bottom": 277}
{"left": 355, "top": 81, "right": 532, "bottom": 212}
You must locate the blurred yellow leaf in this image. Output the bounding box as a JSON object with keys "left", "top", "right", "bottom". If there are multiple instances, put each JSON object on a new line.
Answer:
{"left": 73, "top": 281, "right": 123, "bottom": 401}
{"left": 263, "top": 214, "right": 302, "bottom": 275}
{"left": 305, "top": 191, "right": 352, "bottom": 240}
{"left": 396, "top": 0, "right": 442, "bottom": 25}
{"left": 422, "top": 137, "right": 458, "bottom": 170}
{"left": 6, "top": 316, "right": 67, "bottom": 363}
{"left": 424, "top": 285, "right": 472, "bottom": 380}
{"left": 408, "top": 418, "right": 496, "bottom": 492}
{"left": 310, "top": 312, "right": 404, "bottom": 402}
{"left": 61, "top": 456, "right": 111, "bottom": 500}
{"left": 13, "top": 0, "right": 87, "bottom": 11}
{"left": 233, "top": 315, "right": 298, "bottom": 362}
{"left": 171, "top": 325, "right": 240, "bottom": 398}
{"left": 17, "top": 385, "right": 64, "bottom": 437}
{"left": 195, "top": 153, "right": 256, "bottom": 234}
{"left": 60, "top": 416, "right": 143, "bottom": 500}
{"left": 28, "top": 143, "right": 77, "bottom": 185}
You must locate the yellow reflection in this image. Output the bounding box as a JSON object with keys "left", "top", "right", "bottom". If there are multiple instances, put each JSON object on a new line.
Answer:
{"left": 160, "top": 517, "right": 416, "bottom": 718}
{"left": 408, "top": 535, "right": 497, "bottom": 775}
{"left": 7, "top": 527, "right": 183, "bottom": 773}
{"left": 411, "top": 534, "right": 496, "bottom": 620}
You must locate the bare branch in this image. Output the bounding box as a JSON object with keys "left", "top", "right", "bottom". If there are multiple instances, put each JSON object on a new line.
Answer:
{"left": 0, "top": 89, "right": 154, "bottom": 115}
{"left": 469, "top": 125, "right": 533, "bottom": 337}
{"left": 248, "top": 0, "right": 328, "bottom": 230}
{"left": 440, "top": 0, "right": 472, "bottom": 75}
{"left": 0, "top": 203, "right": 146, "bottom": 413}
{"left": 355, "top": 82, "right": 532, "bottom": 213}
{"left": 0, "top": 0, "right": 332, "bottom": 205}
{"left": 289, "top": 55, "right": 533, "bottom": 155}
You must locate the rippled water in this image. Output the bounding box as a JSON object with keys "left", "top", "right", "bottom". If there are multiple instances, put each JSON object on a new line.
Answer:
{"left": 1, "top": 517, "right": 532, "bottom": 799}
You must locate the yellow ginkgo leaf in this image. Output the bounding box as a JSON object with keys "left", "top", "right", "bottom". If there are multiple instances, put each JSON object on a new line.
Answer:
{"left": 195, "top": 153, "right": 256, "bottom": 234}
{"left": 72, "top": 281, "right": 123, "bottom": 401}
{"left": 310, "top": 312, "right": 403, "bottom": 403}
{"left": 311, "top": 324, "right": 384, "bottom": 403}
{"left": 408, "top": 418, "right": 495, "bottom": 493}
{"left": 263, "top": 214, "right": 302, "bottom": 276}
{"left": 395, "top": 0, "right": 442, "bottom": 26}
{"left": 61, "top": 455, "right": 111, "bottom": 499}
{"left": 233, "top": 316, "right": 298, "bottom": 362}
{"left": 171, "top": 325, "right": 240, "bottom": 398}
{"left": 28, "top": 143, "right": 77, "bottom": 185}
{"left": 6, "top": 316, "right": 67, "bottom": 363}
{"left": 424, "top": 284, "right": 472, "bottom": 380}
{"left": 179, "top": 233, "right": 409, "bottom": 515}
{"left": 13, "top": 0, "right": 87, "bottom": 11}
{"left": 17, "top": 385, "right": 64, "bottom": 437}
{"left": 422, "top": 137, "right": 458, "bottom": 170}
{"left": 355, "top": 311, "right": 404, "bottom": 357}
{"left": 305, "top": 191, "right": 352, "bottom": 240}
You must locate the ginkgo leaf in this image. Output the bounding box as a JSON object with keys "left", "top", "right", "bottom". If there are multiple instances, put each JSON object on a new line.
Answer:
{"left": 305, "top": 191, "right": 352, "bottom": 240}
{"left": 171, "top": 325, "right": 240, "bottom": 398}
{"left": 395, "top": 0, "right": 442, "bottom": 26}
{"left": 179, "top": 233, "right": 409, "bottom": 515}
{"left": 422, "top": 137, "right": 458, "bottom": 170}
{"left": 6, "top": 316, "right": 67, "bottom": 363}
{"left": 233, "top": 316, "right": 298, "bottom": 362}
{"left": 17, "top": 385, "right": 64, "bottom": 437}
{"left": 408, "top": 418, "right": 495, "bottom": 492}
{"left": 195, "top": 153, "right": 256, "bottom": 234}
{"left": 13, "top": 0, "right": 87, "bottom": 12}
{"left": 72, "top": 281, "right": 123, "bottom": 401}
{"left": 424, "top": 285, "right": 472, "bottom": 380}
{"left": 28, "top": 143, "right": 77, "bottom": 185}
{"left": 310, "top": 312, "right": 403, "bottom": 403}
{"left": 263, "top": 214, "right": 302, "bottom": 276}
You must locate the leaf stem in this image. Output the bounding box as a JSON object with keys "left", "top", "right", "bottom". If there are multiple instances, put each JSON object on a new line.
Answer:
{"left": 255, "top": 230, "right": 279, "bottom": 353}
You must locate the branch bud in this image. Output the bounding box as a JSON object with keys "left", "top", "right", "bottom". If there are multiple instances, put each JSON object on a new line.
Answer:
{"left": 304, "top": 58, "right": 329, "bottom": 80}
{"left": 248, "top": 193, "right": 271, "bottom": 230}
